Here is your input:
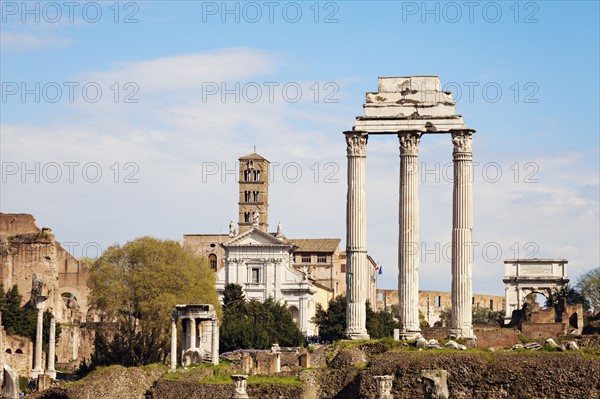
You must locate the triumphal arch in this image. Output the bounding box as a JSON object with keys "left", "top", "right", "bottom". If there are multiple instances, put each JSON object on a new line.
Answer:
{"left": 503, "top": 258, "right": 569, "bottom": 323}
{"left": 344, "top": 76, "right": 475, "bottom": 339}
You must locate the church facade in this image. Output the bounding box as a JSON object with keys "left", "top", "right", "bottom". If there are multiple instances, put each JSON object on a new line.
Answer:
{"left": 184, "top": 152, "right": 347, "bottom": 336}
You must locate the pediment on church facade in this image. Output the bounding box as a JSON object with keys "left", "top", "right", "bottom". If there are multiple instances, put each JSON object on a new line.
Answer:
{"left": 222, "top": 227, "right": 295, "bottom": 249}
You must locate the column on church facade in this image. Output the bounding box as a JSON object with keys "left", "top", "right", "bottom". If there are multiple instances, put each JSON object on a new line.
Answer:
{"left": 344, "top": 131, "right": 370, "bottom": 340}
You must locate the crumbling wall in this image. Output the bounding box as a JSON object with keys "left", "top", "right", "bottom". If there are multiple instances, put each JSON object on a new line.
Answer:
{"left": 0, "top": 328, "right": 33, "bottom": 378}
{"left": 0, "top": 214, "right": 90, "bottom": 324}
{"left": 474, "top": 327, "right": 520, "bottom": 349}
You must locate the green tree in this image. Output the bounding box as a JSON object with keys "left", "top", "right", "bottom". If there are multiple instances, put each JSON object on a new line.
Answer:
{"left": 0, "top": 285, "right": 61, "bottom": 347}
{"left": 576, "top": 268, "right": 600, "bottom": 309}
{"left": 87, "top": 236, "right": 220, "bottom": 367}
{"left": 219, "top": 284, "right": 304, "bottom": 352}
{"left": 472, "top": 307, "right": 504, "bottom": 326}
{"left": 313, "top": 295, "right": 347, "bottom": 342}
{"left": 313, "top": 295, "right": 398, "bottom": 342}
{"left": 366, "top": 301, "right": 399, "bottom": 339}
{"left": 545, "top": 285, "right": 590, "bottom": 312}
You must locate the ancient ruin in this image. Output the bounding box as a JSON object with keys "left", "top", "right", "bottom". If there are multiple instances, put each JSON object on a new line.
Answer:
{"left": 170, "top": 304, "right": 219, "bottom": 370}
{"left": 345, "top": 76, "right": 475, "bottom": 339}
{"left": 503, "top": 258, "right": 569, "bottom": 322}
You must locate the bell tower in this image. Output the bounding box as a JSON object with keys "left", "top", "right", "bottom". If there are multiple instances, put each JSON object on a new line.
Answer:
{"left": 238, "top": 152, "right": 269, "bottom": 233}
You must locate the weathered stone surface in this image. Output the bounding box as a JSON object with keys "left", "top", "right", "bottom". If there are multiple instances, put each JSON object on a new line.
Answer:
{"left": 444, "top": 340, "right": 466, "bottom": 350}
{"left": 2, "top": 364, "right": 19, "bottom": 399}
{"left": 421, "top": 369, "right": 449, "bottom": 399}
{"left": 511, "top": 343, "right": 524, "bottom": 350}
{"left": 416, "top": 337, "right": 428, "bottom": 349}
{"left": 545, "top": 338, "right": 558, "bottom": 348}
{"left": 567, "top": 341, "right": 580, "bottom": 350}
{"left": 524, "top": 342, "right": 543, "bottom": 350}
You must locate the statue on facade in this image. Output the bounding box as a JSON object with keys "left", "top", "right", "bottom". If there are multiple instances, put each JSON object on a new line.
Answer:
{"left": 252, "top": 211, "right": 259, "bottom": 226}
{"left": 276, "top": 221, "right": 283, "bottom": 238}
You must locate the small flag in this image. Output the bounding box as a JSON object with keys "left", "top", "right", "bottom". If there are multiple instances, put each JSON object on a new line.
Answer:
{"left": 378, "top": 265, "right": 383, "bottom": 275}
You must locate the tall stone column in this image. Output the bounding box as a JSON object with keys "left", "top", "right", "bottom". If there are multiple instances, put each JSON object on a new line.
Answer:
{"left": 398, "top": 132, "right": 422, "bottom": 339}
{"left": 31, "top": 299, "right": 45, "bottom": 378}
{"left": 345, "top": 131, "right": 370, "bottom": 340}
{"left": 211, "top": 319, "right": 219, "bottom": 365}
{"left": 170, "top": 318, "right": 177, "bottom": 371}
{"left": 450, "top": 130, "right": 475, "bottom": 339}
{"left": 46, "top": 315, "right": 56, "bottom": 379}
{"left": 190, "top": 318, "right": 197, "bottom": 349}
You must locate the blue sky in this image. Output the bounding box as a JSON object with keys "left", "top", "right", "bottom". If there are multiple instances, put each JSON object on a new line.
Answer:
{"left": 1, "top": 1, "right": 599, "bottom": 295}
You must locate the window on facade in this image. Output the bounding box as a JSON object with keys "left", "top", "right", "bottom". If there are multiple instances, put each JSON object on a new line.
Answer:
{"left": 244, "top": 212, "right": 251, "bottom": 223}
{"left": 253, "top": 191, "right": 259, "bottom": 202}
{"left": 301, "top": 253, "right": 311, "bottom": 263}
{"left": 341, "top": 263, "right": 345, "bottom": 273}
{"left": 244, "top": 170, "right": 250, "bottom": 181}
{"left": 208, "top": 254, "right": 217, "bottom": 271}
{"left": 435, "top": 295, "right": 441, "bottom": 307}
{"left": 490, "top": 299, "right": 494, "bottom": 309}
{"left": 244, "top": 191, "right": 251, "bottom": 202}
{"left": 251, "top": 268, "right": 260, "bottom": 284}
{"left": 317, "top": 253, "right": 327, "bottom": 263}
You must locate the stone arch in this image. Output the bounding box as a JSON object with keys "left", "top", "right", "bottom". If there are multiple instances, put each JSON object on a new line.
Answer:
{"left": 5, "top": 348, "right": 12, "bottom": 354}
{"left": 503, "top": 259, "right": 569, "bottom": 322}
{"left": 289, "top": 306, "right": 300, "bottom": 324}
{"left": 15, "top": 349, "right": 23, "bottom": 354}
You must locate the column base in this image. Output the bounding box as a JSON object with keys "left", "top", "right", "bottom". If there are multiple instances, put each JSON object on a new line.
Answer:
{"left": 346, "top": 330, "right": 370, "bottom": 340}
{"left": 46, "top": 370, "right": 57, "bottom": 379}
{"left": 31, "top": 368, "right": 44, "bottom": 379}
{"left": 398, "top": 330, "right": 422, "bottom": 340}
{"left": 448, "top": 328, "right": 476, "bottom": 341}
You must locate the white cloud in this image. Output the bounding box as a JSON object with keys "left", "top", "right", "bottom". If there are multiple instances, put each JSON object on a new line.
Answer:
{"left": 1, "top": 49, "right": 598, "bottom": 299}
{"left": 0, "top": 31, "right": 72, "bottom": 53}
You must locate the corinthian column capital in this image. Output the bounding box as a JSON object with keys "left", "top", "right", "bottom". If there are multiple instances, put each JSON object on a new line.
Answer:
{"left": 345, "top": 132, "right": 368, "bottom": 156}
{"left": 451, "top": 130, "right": 473, "bottom": 154}
{"left": 398, "top": 132, "right": 421, "bottom": 156}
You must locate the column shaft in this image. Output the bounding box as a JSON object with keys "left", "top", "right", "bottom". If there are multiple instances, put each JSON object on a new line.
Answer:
{"left": 211, "top": 319, "right": 219, "bottom": 365}
{"left": 345, "top": 132, "right": 370, "bottom": 340}
{"left": 32, "top": 302, "right": 44, "bottom": 377}
{"left": 398, "top": 132, "right": 422, "bottom": 338}
{"left": 450, "top": 130, "right": 475, "bottom": 339}
{"left": 46, "top": 315, "right": 56, "bottom": 378}
{"left": 190, "top": 318, "right": 197, "bottom": 349}
{"left": 170, "top": 318, "right": 177, "bottom": 370}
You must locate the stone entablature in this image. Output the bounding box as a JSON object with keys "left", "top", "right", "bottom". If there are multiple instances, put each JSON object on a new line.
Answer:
{"left": 503, "top": 258, "right": 569, "bottom": 322}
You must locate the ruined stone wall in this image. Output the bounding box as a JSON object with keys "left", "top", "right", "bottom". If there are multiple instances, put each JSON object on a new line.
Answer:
{"left": 221, "top": 349, "right": 306, "bottom": 375}
{"left": 0, "top": 326, "right": 33, "bottom": 378}
{"left": 55, "top": 324, "right": 96, "bottom": 369}
{"left": 376, "top": 289, "right": 505, "bottom": 325}
{"left": 0, "top": 214, "right": 90, "bottom": 324}
{"left": 474, "top": 327, "right": 520, "bottom": 349}
{"left": 522, "top": 323, "right": 564, "bottom": 339}
{"left": 0, "top": 213, "right": 39, "bottom": 237}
